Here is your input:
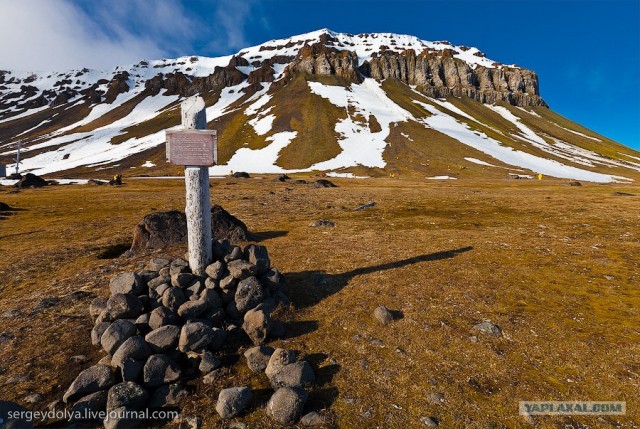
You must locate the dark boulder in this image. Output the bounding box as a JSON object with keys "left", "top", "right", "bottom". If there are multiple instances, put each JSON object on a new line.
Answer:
{"left": 244, "top": 345, "right": 275, "bottom": 373}
{"left": 70, "top": 391, "right": 108, "bottom": 420}
{"left": 310, "top": 179, "right": 337, "bottom": 188}
{"left": 101, "top": 319, "right": 137, "bottom": 355}
{"left": 111, "top": 336, "right": 152, "bottom": 368}
{"left": 106, "top": 381, "right": 148, "bottom": 411}
{"left": 211, "top": 204, "right": 252, "bottom": 242}
{"left": 266, "top": 387, "right": 308, "bottom": 424}
{"left": 145, "top": 325, "right": 180, "bottom": 353}
{"left": 130, "top": 205, "right": 251, "bottom": 253}
{"left": 148, "top": 307, "right": 179, "bottom": 330}
{"left": 14, "top": 173, "right": 48, "bottom": 189}
{"left": 473, "top": 320, "right": 503, "bottom": 337}
{"left": 242, "top": 307, "right": 273, "bottom": 345}
{"left": 309, "top": 219, "right": 336, "bottom": 228}
{"left": 130, "top": 210, "right": 187, "bottom": 254}
{"left": 235, "top": 277, "right": 265, "bottom": 313}
{"left": 178, "top": 322, "right": 215, "bottom": 352}
{"left": 63, "top": 365, "right": 116, "bottom": 403}
{"left": 148, "top": 383, "right": 187, "bottom": 408}
{"left": 143, "top": 354, "right": 182, "bottom": 387}
{"left": 269, "top": 361, "right": 316, "bottom": 389}
{"left": 215, "top": 386, "right": 252, "bottom": 419}
{"left": 244, "top": 245, "right": 270, "bottom": 276}
{"left": 109, "top": 272, "right": 145, "bottom": 296}
{"left": 106, "top": 294, "right": 143, "bottom": 319}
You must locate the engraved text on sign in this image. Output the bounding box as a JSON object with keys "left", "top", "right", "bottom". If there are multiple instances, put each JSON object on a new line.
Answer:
{"left": 166, "top": 129, "right": 217, "bottom": 166}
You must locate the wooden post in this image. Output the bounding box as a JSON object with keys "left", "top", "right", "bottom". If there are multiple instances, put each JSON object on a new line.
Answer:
{"left": 181, "top": 96, "right": 212, "bottom": 275}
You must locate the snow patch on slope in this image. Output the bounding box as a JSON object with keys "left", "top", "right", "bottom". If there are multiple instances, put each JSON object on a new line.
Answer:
{"left": 306, "top": 78, "right": 413, "bottom": 170}
{"left": 429, "top": 99, "right": 479, "bottom": 123}
{"left": 487, "top": 105, "right": 547, "bottom": 145}
{"left": 325, "top": 172, "right": 369, "bottom": 178}
{"left": 210, "top": 131, "right": 297, "bottom": 174}
{"left": 554, "top": 124, "right": 602, "bottom": 142}
{"left": 414, "top": 100, "right": 630, "bottom": 183}
{"left": 249, "top": 114, "right": 275, "bottom": 136}
{"left": 620, "top": 153, "right": 640, "bottom": 162}
{"left": 244, "top": 93, "right": 272, "bottom": 116}
{"left": 205, "top": 83, "right": 249, "bottom": 120}
{"left": 465, "top": 157, "right": 495, "bottom": 166}
{"left": 0, "top": 105, "right": 49, "bottom": 125}
{"left": 55, "top": 90, "right": 142, "bottom": 135}
{"left": 245, "top": 89, "right": 276, "bottom": 136}
{"left": 486, "top": 105, "right": 640, "bottom": 173}
{"left": 515, "top": 106, "right": 541, "bottom": 117}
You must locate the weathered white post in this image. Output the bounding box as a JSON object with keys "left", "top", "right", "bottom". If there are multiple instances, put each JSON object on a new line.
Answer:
{"left": 14, "top": 140, "right": 21, "bottom": 175}
{"left": 180, "top": 96, "right": 212, "bottom": 275}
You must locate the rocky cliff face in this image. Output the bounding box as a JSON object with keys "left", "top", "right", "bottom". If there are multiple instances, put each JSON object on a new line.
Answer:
{"left": 285, "top": 39, "right": 546, "bottom": 107}
{"left": 144, "top": 62, "right": 248, "bottom": 97}
{"left": 285, "top": 36, "right": 363, "bottom": 83}
{"left": 362, "top": 50, "right": 545, "bottom": 107}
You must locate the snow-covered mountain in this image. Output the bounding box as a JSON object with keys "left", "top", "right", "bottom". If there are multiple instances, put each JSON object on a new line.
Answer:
{"left": 1, "top": 29, "right": 639, "bottom": 183}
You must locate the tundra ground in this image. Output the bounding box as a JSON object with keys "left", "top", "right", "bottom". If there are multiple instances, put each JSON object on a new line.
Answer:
{"left": 0, "top": 176, "right": 638, "bottom": 428}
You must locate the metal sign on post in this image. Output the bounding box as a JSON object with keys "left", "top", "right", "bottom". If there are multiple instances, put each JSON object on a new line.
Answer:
{"left": 165, "top": 96, "right": 214, "bottom": 275}
{"left": 166, "top": 129, "right": 217, "bottom": 166}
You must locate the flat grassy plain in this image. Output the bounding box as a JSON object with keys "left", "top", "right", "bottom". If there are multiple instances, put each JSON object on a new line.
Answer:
{"left": 0, "top": 176, "right": 638, "bottom": 428}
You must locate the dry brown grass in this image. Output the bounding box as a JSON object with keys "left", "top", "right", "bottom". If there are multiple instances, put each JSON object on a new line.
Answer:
{"left": 274, "top": 74, "right": 345, "bottom": 170}
{"left": 0, "top": 177, "right": 638, "bottom": 428}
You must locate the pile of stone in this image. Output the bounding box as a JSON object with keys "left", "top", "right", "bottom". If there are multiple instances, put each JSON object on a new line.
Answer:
{"left": 62, "top": 240, "right": 319, "bottom": 427}
{"left": 216, "top": 346, "right": 317, "bottom": 424}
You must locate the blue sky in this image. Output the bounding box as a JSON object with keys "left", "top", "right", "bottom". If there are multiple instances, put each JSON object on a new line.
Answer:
{"left": 0, "top": 0, "right": 638, "bottom": 149}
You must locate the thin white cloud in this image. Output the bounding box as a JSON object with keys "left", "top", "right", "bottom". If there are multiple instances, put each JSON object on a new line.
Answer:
{"left": 0, "top": 0, "right": 192, "bottom": 72}
{"left": 215, "top": 1, "right": 252, "bottom": 50}
{"left": 88, "top": 0, "right": 198, "bottom": 51}
{"left": 205, "top": 0, "right": 264, "bottom": 53}
{"left": 0, "top": 0, "right": 267, "bottom": 73}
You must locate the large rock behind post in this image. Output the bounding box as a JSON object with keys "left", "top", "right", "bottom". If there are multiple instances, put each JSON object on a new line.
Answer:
{"left": 130, "top": 210, "right": 187, "bottom": 254}
{"left": 130, "top": 205, "right": 251, "bottom": 254}
{"left": 211, "top": 205, "right": 252, "bottom": 243}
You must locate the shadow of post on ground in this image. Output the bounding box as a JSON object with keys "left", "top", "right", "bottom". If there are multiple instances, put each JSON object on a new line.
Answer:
{"left": 286, "top": 246, "right": 474, "bottom": 308}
